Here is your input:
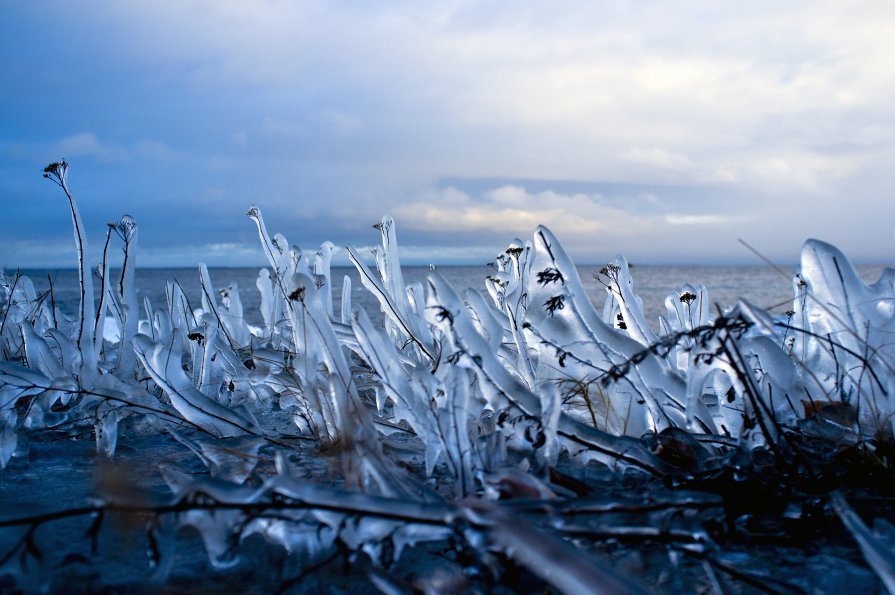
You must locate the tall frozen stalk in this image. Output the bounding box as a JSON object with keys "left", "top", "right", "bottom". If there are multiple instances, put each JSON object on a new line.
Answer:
{"left": 112, "top": 215, "right": 139, "bottom": 377}
{"left": 42, "top": 160, "right": 97, "bottom": 373}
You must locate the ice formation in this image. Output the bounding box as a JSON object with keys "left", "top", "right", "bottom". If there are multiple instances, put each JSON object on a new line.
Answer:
{"left": 1, "top": 161, "right": 894, "bottom": 592}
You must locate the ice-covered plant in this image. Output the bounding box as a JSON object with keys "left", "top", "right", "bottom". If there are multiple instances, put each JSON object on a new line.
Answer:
{"left": 3, "top": 162, "right": 895, "bottom": 591}
{"left": 42, "top": 160, "right": 98, "bottom": 372}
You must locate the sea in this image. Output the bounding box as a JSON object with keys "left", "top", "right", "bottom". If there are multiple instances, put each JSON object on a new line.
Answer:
{"left": 12, "top": 262, "right": 891, "bottom": 330}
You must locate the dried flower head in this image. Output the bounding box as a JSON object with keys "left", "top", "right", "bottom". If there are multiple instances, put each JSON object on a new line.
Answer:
{"left": 43, "top": 159, "right": 67, "bottom": 177}
{"left": 595, "top": 263, "right": 622, "bottom": 285}
{"left": 544, "top": 295, "right": 565, "bottom": 316}
{"left": 431, "top": 306, "right": 454, "bottom": 325}
{"left": 616, "top": 312, "right": 627, "bottom": 330}
{"left": 536, "top": 267, "right": 564, "bottom": 286}
{"left": 42, "top": 159, "right": 69, "bottom": 187}
{"left": 113, "top": 215, "right": 137, "bottom": 241}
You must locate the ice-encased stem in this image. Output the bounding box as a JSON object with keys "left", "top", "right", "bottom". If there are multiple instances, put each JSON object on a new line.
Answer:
{"left": 114, "top": 216, "right": 139, "bottom": 377}
{"left": 347, "top": 246, "right": 435, "bottom": 364}
{"left": 43, "top": 161, "right": 97, "bottom": 372}
{"left": 199, "top": 264, "right": 236, "bottom": 349}
{"left": 94, "top": 225, "right": 114, "bottom": 360}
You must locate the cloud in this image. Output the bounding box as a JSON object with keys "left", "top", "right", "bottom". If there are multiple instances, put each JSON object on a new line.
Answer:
{"left": 262, "top": 117, "right": 305, "bottom": 139}
{"left": 317, "top": 109, "right": 364, "bottom": 139}
{"left": 133, "top": 139, "right": 184, "bottom": 162}
{"left": 51, "top": 132, "right": 127, "bottom": 162}
{"left": 665, "top": 214, "right": 737, "bottom": 225}
{"left": 395, "top": 184, "right": 747, "bottom": 251}
{"left": 621, "top": 147, "right": 695, "bottom": 173}
{"left": 28, "top": 6, "right": 895, "bottom": 170}
{"left": 46, "top": 133, "right": 182, "bottom": 164}
{"left": 4, "top": 1, "right": 895, "bottom": 265}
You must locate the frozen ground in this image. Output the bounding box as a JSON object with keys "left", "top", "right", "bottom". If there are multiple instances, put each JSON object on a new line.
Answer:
{"left": 0, "top": 415, "right": 890, "bottom": 594}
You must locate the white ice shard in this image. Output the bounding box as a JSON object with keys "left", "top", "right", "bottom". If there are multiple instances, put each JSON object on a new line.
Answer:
{"left": 218, "top": 282, "right": 251, "bottom": 348}
{"left": 792, "top": 239, "right": 895, "bottom": 435}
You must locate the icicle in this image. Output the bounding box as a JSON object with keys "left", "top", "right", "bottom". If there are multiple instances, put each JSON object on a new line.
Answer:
{"left": 158, "top": 465, "right": 257, "bottom": 569}
{"left": 341, "top": 275, "right": 352, "bottom": 325}
{"left": 314, "top": 241, "right": 335, "bottom": 317}
{"left": 94, "top": 400, "right": 122, "bottom": 457}
{"left": 256, "top": 269, "right": 277, "bottom": 341}
{"left": 0, "top": 401, "right": 17, "bottom": 468}
{"left": 219, "top": 282, "right": 251, "bottom": 347}
{"left": 195, "top": 436, "right": 265, "bottom": 483}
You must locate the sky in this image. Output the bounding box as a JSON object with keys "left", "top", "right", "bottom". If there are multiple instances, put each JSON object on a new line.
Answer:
{"left": 2, "top": 1, "right": 895, "bottom": 268}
